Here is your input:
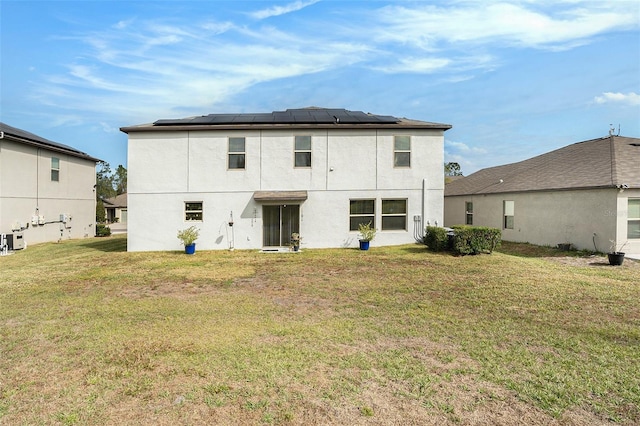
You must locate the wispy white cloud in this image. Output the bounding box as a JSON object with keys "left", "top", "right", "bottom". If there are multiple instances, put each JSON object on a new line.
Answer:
{"left": 200, "top": 21, "right": 234, "bottom": 35}
{"left": 30, "top": 1, "right": 640, "bottom": 126}
{"left": 374, "top": 57, "right": 451, "bottom": 74}
{"left": 594, "top": 92, "right": 640, "bottom": 106}
{"left": 113, "top": 19, "right": 134, "bottom": 30}
{"left": 446, "top": 140, "right": 488, "bottom": 155}
{"left": 99, "top": 122, "right": 119, "bottom": 134}
{"left": 250, "top": 0, "right": 320, "bottom": 20}
{"left": 35, "top": 15, "right": 372, "bottom": 122}
{"left": 372, "top": 2, "right": 639, "bottom": 51}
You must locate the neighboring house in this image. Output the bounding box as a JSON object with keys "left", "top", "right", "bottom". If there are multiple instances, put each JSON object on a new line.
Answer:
{"left": 103, "top": 193, "right": 127, "bottom": 223}
{"left": 0, "top": 122, "right": 100, "bottom": 248}
{"left": 444, "top": 135, "right": 640, "bottom": 254}
{"left": 120, "top": 107, "right": 451, "bottom": 252}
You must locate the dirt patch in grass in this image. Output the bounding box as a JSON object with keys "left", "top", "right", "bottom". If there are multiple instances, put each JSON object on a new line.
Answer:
{"left": 541, "top": 254, "right": 639, "bottom": 268}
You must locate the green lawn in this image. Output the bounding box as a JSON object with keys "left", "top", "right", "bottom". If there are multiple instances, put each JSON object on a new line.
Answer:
{"left": 1, "top": 235, "right": 638, "bottom": 425}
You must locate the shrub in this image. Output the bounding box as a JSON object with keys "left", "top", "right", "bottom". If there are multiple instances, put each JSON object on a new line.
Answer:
{"left": 177, "top": 225, "right": 200, "bottom": 246}
{"left": 96, "top": 224, "right": 111, "bottom": 237}
{"left": 358, "top": 221, "right": 376, "bottom": 242}
{"left": 424, "top": 226, "right": 450, "bottom": 252}
{"left": 451, "top": 225, "right": 501, "bottom": 255}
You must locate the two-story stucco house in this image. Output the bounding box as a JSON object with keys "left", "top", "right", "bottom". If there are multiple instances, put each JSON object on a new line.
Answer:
{"left": 0, "top": 122, "right": 100, "bottom": 248}
{"left": 121, "top": 108, "right": 451, "bottom": 252}
{"left": 444, "top": 135, "right": 640, "bottom": 256}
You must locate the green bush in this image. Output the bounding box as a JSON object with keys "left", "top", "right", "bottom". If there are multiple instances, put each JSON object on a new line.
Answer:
{"left": 451, "top": 225, "right": 501, "bottom": 255}
{"left": 96, "top": 224, "right": 111, "bottom": 237}
{"left": 424, "top": 226, "right": 450, "bottom": 252}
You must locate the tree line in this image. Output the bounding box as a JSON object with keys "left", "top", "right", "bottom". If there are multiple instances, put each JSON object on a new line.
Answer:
{"left": 96, "top": 161, "right": 127, "bottom": 222}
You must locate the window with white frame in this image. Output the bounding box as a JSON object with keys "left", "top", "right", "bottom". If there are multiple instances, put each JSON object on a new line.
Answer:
{"left": 465, "top": 201, "right": 473, "bottom": 225}
{"left": 228, "top": 137, "right": 245, "bottom": 169}
{"left": 294, "top": 135, "right": 311, "bottom": 167}
{"left": 394, "top": 135, "right": 411, "bottom": 167}
{"left": 349, "top": 199, "right": 375, "bottom": 231}
{"left": 185, "top": 202, "right": 203, "bottom": 221}
{"left": 503, "top": 200, "right": 514, "bottom": 229}
{"left": 51, "top": 157, "right": 60, "bottom": 181}
{"left": 382, "top": 199, "right": 407, "bottom": 230}
{"left": 628, "top": 198, "right": 640, "bottom": 239}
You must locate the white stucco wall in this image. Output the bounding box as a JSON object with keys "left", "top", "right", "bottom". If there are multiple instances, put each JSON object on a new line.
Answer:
{"left": 444, "top": 188, "right": 640, "bottom": 253}
{"left": 0, "top": 139, "right": 97, "bottom": 246}
{"left": 127, "top": 128, "right": 445, "bottom": 251}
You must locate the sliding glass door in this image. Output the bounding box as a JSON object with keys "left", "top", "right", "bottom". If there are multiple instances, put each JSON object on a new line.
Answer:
{"left": 262, "top": 205, "right": 300, "bottom": 247}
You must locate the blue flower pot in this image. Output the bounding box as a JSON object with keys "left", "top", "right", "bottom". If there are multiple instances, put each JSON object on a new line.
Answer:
{"left": 185, "top": 243, "right": 196, "bottom": 255}
{"left": 359, "top": 240, "right": 370, "bottom": 251}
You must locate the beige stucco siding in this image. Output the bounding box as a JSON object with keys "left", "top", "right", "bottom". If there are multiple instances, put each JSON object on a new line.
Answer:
{"left": 127, "top": 128, "right": 445, "bottom": 251}
{"left": 444, "top": 188, "right": 631, "bottom": 252}
{"left": 0, "top": 139, "right": 97, "bottom": 245}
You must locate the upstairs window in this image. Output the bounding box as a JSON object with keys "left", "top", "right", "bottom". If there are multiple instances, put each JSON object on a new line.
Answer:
{"left": 294, "top": 135, "right": 312, "bottom": 168}
{"left": 185, "top": 202, "right": 203, "bottom": 221}
{"left": 51, "top": 157, "right": 60, "bottom": 181}
{"left": 382, "top": 199, "right": 407, "bottom": 230}
{"left": 503, "top": 200, "right": 514, "bottom": 229}
{"left": 394, "top": 136, "right": 411, "bottom": 167}
{"left": 349, "top": 199, "right": 375, "bottom": 231}
{"left": 465, "top": 202, "right": 473, "bottom": 225}
{"left": 228, "top": 137, "right": 245, "bottom": 169}
{"left": 628, "top": 198, "right": 640, "bottom": 239}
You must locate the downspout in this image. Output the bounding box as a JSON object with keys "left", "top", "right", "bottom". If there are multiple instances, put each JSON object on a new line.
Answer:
{"left": 375, "top": 130, "right": 379, "bottom": 190}
{"left": 325, "top": 129, "right": 329, "bottom": 190}
{"left": 413, "top": 179, "right": 427, "bottom": 242}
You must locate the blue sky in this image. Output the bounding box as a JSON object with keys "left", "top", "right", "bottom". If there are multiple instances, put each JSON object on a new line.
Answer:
{"left": 2, "top": 0, "right": 639, "bottom": 174}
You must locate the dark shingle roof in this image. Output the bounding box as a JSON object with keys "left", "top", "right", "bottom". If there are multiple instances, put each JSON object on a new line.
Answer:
{"left": 121, "top": 107, "right": 452, "bottom": 132}
{"left": 103, "top": 193, "right": 127, "bottom": 208}
{"left": 0, "top": 122, "right": 100, "bottom": 162}
{"left": 445, "top": 136, "right": 640, "bottom": 196}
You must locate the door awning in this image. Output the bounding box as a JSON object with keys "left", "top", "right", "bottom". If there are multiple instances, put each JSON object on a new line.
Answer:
{"left": 253, "top": 191, "right": 308, "bottom": 202}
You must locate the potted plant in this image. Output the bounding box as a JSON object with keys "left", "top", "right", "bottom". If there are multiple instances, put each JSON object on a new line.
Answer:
{"left": 357, "top": 221, "right": 376, "bottom": 250}
{"left": 177, "top": 225, "right": 200, "bottom": 255}
{"left": 558, "top": 226, "right": 574, "bottom": 251}
{"left": 607, "top": 239, "right": 626, "bottom": 266}
{"left": 290, "top": 232, "right": 301, "bottom": 252}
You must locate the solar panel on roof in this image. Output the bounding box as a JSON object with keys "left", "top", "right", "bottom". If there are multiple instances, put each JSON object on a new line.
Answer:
{"left": 152, "top": 108, "right": 401, "bottom": 126}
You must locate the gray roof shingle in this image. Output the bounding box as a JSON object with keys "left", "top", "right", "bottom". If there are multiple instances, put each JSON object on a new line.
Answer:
{"left": 121, "top": 107, "right": 452, "bottom": 132}
{"left": 445, "top": 136, "right": 640, "bottom": 196}
{"left": 103, "top": 193, "right": 127, "bottom": 207}
{"left": 1, "top": 122, "right": 100, "bottom": 162}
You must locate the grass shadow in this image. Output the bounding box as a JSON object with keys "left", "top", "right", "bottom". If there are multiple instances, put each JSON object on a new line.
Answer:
{"left": 79, "top": 235, "right": 127, "bottom": 253}
{"left": 399, "top": 244, "right": 459, "bottom": 256}
{"left": 497, "top": 241, "right": 597, "bottom": 259}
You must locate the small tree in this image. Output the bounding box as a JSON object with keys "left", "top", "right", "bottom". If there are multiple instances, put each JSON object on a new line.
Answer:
{"left": 96, "top": 161, "right": 116, "bottom": 200}
{"left": 113, "top": 164, "right": 127, "bottom": 195}
{"left": 444, "top": 162, "right": 463, "bottom": 177}
{"left": 96, "top": 198, "right": 106, "bottom": 223}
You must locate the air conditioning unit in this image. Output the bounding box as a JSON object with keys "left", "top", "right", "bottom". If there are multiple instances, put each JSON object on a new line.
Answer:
{"left": 1, "top": 233, "right": 25, "bottom": 250}
{"left": 12, "top": 232, "right": 25, "bottom": 250}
